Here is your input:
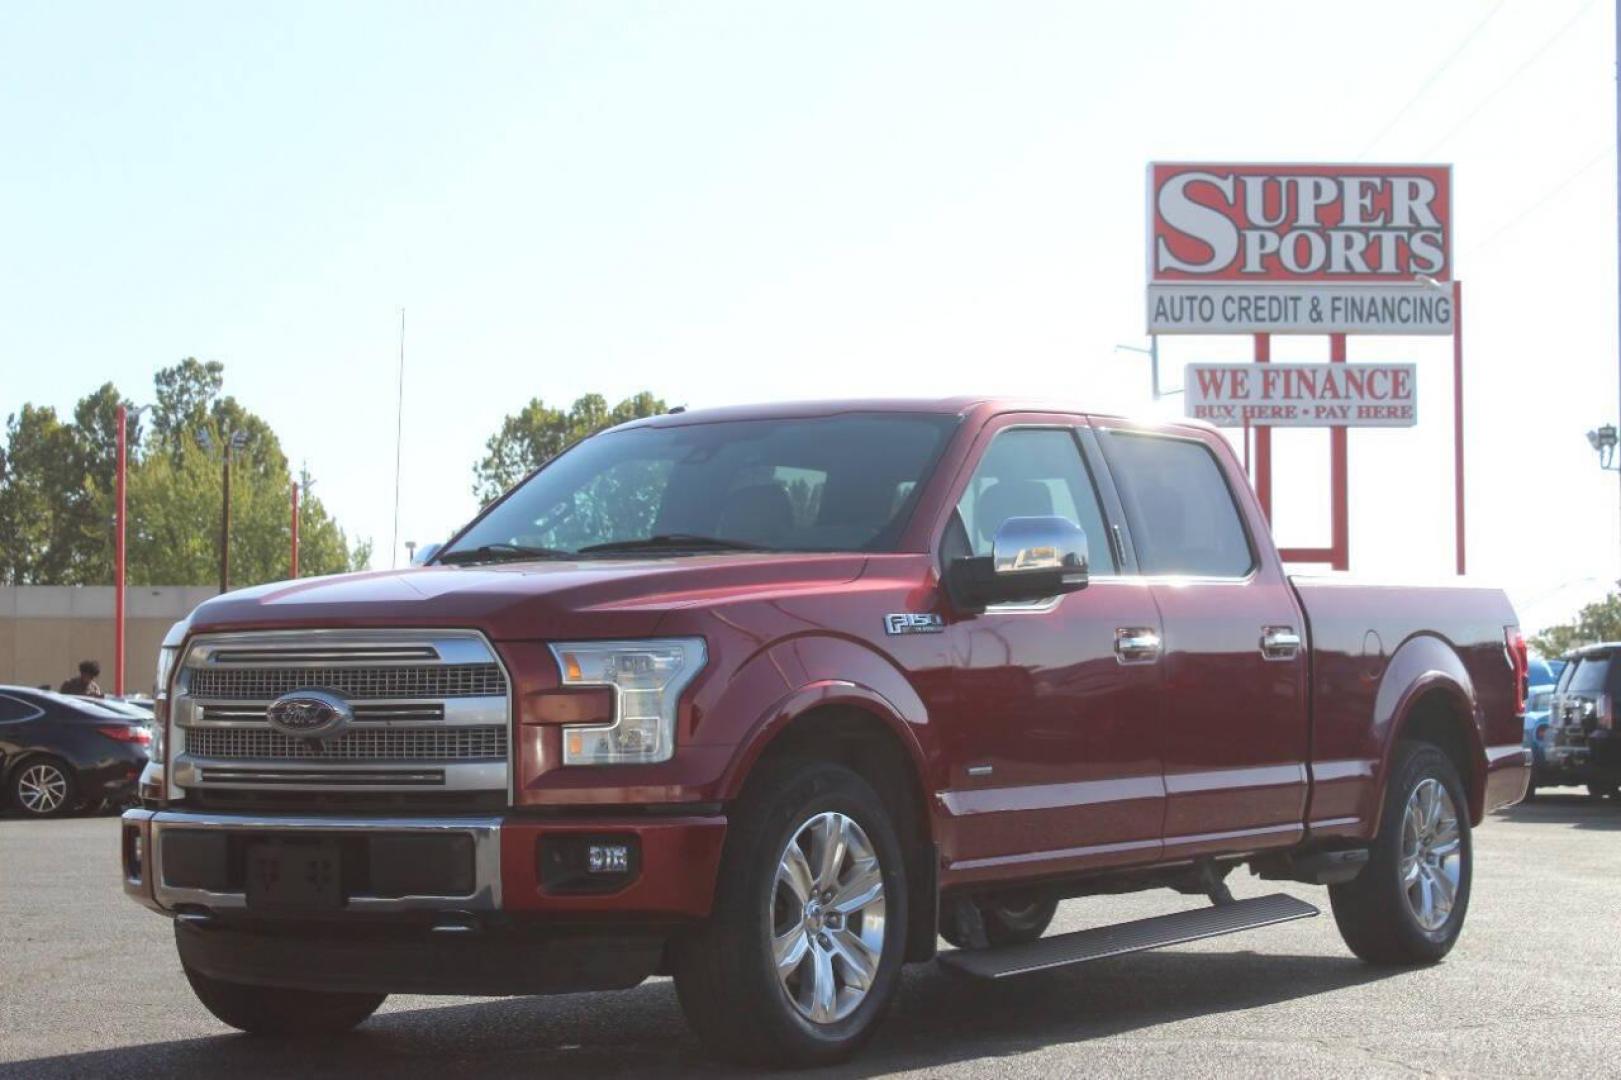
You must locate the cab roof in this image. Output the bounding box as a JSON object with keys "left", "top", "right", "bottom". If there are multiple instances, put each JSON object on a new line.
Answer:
{"left": 612, "top": 397, "right": 1211, "bottom": 433}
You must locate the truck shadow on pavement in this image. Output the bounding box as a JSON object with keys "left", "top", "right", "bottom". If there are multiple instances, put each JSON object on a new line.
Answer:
{"left": 5, "top": 949, "right": 1401, "bottom": 1079}
{"left": 1496, "top": 792, "right": 1621, "bottom": 831}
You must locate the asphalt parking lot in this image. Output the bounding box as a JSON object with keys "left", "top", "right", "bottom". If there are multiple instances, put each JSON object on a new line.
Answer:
{"left": 1, "top": 794, "right": 1617, "bottom": 1079}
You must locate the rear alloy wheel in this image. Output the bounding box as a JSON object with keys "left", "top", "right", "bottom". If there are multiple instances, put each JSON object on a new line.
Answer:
{"left": 1330, "top": 741, "right": 1472, "bottom": 964}
{"left": 184, "top": 965, "right": 386, "bottom": 1036}
{"left": 942, "top": 893, "right": 1059, "bottom": 949}
{"left": 672, "top": 759, "right": 908, "bottom": 1067}
{"left": 11, "top": 759, "right": 77, "bottom": 817}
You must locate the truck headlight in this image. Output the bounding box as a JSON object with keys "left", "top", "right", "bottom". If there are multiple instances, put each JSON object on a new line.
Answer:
{"left": 549, "top": 638, "right": 706, "bottom": 765}
{"left": 151, "top": 643, "right": 179, "bottom": 766}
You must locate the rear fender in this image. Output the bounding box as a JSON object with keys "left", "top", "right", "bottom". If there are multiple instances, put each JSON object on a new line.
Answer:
{"left": 1371, "top": 633, "right": 1486, "bottom": 829}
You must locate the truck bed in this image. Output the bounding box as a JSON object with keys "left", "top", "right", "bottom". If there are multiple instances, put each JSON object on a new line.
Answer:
{"left": 1288, "top": 574, "right": 1526, "bottom": 838}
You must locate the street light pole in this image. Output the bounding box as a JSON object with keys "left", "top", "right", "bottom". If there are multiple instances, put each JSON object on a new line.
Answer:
{"left": 219, "top": 437, "right": 232, "bottom": 594}
{"left": 1114, "top": 336, "right": 1169, "bottom": 400}
{"left": 115, "top": 405, "right": 128, "bottom": 696}
{"left": 201, "top": 429, "right": 248, "bottom": 594}
{"left": 290, "top": 479, "right": 300, "bottom": 579}
{"left": 113, "top": 403, "right": 149, "bottom": 697}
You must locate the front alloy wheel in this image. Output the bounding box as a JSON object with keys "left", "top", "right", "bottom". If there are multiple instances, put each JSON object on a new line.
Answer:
{"left": 772, "top": 811, "right": 887, "bottom": 1023}
{"left": 12, "top": 760, "right": 75, "bottom": 817}
{"left": 672, "top": 759, "right": 908, "bottom": 1067}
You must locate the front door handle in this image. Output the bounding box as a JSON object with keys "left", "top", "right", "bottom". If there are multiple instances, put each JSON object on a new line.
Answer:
{"left": 1115, "top": 627, "right": 1162, "bottom": 664}
{"left": 1261, "top": 625, "right": 1302, "bottom": 661}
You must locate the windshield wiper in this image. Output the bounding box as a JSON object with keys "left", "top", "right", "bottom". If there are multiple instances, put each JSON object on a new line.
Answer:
{"left": 436, "top": 543, "right": 572, "bottom": 565}
{"left": 575, "top": 534, "right": 768, "bottom": 555}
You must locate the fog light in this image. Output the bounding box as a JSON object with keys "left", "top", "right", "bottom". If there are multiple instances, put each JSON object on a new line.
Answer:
{"left": 589, "top": 844, "right": 629, "bottom": 874}
{"left": 537, "top": 834, "right": 640, "bottom": 895}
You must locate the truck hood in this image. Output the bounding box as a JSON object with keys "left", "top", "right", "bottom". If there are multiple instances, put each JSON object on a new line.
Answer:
{"left": 183, "top": 553, "right": 870, "bottom": 641}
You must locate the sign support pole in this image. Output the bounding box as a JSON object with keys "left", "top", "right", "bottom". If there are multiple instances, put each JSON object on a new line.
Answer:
{"left": 1255, "top": 333, "right": 1352, "bottom": 573}
{"left": 1330, "top": 333, "right": 1349, "bottom": 571}
{"left": 1452, "top": 280, "right": 1466, "bottom": 576}
{"left": 1253, "top": 333, "right": 1272, "bottom": 521}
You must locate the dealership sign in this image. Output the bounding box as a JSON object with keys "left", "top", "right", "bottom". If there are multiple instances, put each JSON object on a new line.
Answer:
{"left": 1184, "top": 362, "right": 1417, "bottom": 427}
{"left": 1147, "top": 163, "right": 1452, "bottom": 335}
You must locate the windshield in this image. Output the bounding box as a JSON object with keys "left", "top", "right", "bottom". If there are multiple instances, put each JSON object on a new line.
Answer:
{"left": 443, "top": 412, "right": 960, "bottom": 559}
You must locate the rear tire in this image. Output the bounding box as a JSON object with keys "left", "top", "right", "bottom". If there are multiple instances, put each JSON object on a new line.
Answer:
{"left": 183, "top": 965, "right": 386, "bottom": 1036}
{"left": 671, "top": 759, "right": 908, "bottom": 1067}
{"left": 1329, "top": 741, "right": 1472, "bottom": 965}
{"left": 9, "top": 757, "right": 78, "bottom": 817}
{"left": 941, "top": 893, "right": 1059, "bottom": 948}
{"left": 1587, "top": 783, "right": 1619, "bottom": 801}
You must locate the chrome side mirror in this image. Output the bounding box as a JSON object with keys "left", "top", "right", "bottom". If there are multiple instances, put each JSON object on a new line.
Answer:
{"left": 992, "top": 516, "right": 1090, "bottom": 577}
{"left": 946, "top": 516, "right": 1090, "bottom": 611}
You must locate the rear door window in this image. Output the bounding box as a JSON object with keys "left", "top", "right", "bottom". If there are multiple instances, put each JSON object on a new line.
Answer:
{"left": 0, "top": 694, "right": 39, "bottom": 722}
{"left": 1099, "top": 431, "right": 1254, "bottom": 578}
{"left": 1567, "top": 654, "right": 1618, "bottom": 695}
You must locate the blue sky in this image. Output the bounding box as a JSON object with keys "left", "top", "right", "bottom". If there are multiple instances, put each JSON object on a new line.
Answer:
{"left": 1, "top": 0, "right": 1614, "bottom": 630}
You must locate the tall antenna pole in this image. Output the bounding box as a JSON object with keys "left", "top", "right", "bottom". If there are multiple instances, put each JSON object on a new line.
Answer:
{"left": 392, "top": 307, "right": 405, "bottom": 569}
{"left": 1615, "top": 0, "right": 1620, "bottom": 577}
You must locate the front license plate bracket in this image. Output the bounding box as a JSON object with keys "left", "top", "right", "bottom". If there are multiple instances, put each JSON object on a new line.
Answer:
{"left": 245, "top": 839, "right": 344, "bottom": 911}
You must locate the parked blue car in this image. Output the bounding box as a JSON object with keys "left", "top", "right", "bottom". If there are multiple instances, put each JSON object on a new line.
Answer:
{"left": 1523, "top": 657, "right": 1566, "bottom": 794}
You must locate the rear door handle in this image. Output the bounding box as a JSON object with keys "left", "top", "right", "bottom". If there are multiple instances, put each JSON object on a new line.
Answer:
{"left": 1115, "top": 627, "right": 1162, "bottom": 664}
{"left": 1261, "top": 626, "right": 1302, "bottom": 661}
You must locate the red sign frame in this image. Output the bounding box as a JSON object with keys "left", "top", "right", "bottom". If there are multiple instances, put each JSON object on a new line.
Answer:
{"left": 1148, "top": 163, "right": 1452, "bottom": 285}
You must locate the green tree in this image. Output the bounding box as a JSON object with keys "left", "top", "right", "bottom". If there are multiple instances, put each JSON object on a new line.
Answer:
{"left": 0, "top": 404, "right": 82, "bottom": 583}
{"left": 150, "top": 358, "right": 225, "bottom": 459}
{"left": 0, "top": 361, "right": 369, "bottom": 587}
{"left": 1531, "top": 587, "right": 1621, "bottom": 658}
{"left": 472, "top": 391, "right": 667, "bottom": 507}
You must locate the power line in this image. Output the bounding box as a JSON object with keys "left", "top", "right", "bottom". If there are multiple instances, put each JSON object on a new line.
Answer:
{"left": 1356, "top": 0, "right": 1509, "bottom": 160}
{"left": 1420, "top": 0, "right": 1600, "bottom": 158}
{"left": 1473, "top": 147, "right": 1613, "bottom": 255}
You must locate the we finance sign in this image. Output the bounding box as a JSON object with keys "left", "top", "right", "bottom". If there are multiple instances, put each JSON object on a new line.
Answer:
{"left": 1185, "top": 363, "right": 1418, "bottom": 427}
{"left": 1147, "top": 163, "right": 1453, "bottom": 336}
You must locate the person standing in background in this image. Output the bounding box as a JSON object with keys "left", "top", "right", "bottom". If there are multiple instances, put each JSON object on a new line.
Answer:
{"left": 59, "top": 659, "right": 105, "bottom": 697}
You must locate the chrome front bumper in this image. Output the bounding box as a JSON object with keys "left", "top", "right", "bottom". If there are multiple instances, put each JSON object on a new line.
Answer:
{"left": 121, "top": 808, "right": 502, "bottom": 915}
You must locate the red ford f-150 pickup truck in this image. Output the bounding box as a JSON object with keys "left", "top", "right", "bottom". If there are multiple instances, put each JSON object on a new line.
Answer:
{"left": 122, "top": 398, "right": 1530, "bottom": 1066}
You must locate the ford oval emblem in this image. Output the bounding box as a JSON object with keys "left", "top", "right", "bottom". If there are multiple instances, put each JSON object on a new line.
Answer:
{"left": 266, "top": 689, "right": 353, "bottom": 739}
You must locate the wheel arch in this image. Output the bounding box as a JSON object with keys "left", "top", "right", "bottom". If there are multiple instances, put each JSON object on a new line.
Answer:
{"left": 722, "top": 682, "right": 940, "bottom": 962}
{"left": 1372, "top": 634, "right": 1487, "bottom": 829}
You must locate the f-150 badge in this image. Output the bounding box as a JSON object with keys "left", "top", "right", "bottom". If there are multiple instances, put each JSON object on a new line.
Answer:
{"left": 884, "top": 613, "right": 944, "bottom": 636}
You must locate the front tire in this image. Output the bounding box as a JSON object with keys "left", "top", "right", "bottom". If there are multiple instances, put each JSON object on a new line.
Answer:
{"left": 672, "top": 759, "right": 908, "bottom": 1067}
{"left": 1329, "top": 741, "right": 1472, "bottom": 965}
{"left": 1588, "top": 783, "right": 1619, "bottom": 801}
{"left": 183, "top": 965, "right": 386, "bottom": 1036}
{"left": 10, "top": 757, "right": 78, "bottom": 817}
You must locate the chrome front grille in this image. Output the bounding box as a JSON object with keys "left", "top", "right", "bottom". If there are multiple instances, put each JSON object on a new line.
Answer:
{"left": 185, "top": 725, "right": 507, "bottom": 761}
{"left": 170, "top": 630, "right": 511, "bottom": 799}
{"left": 199, "top": 703, "right": 446, "bottom": 725}
{"left": 189, "top": 664, "right": 504, "bottom": 701}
